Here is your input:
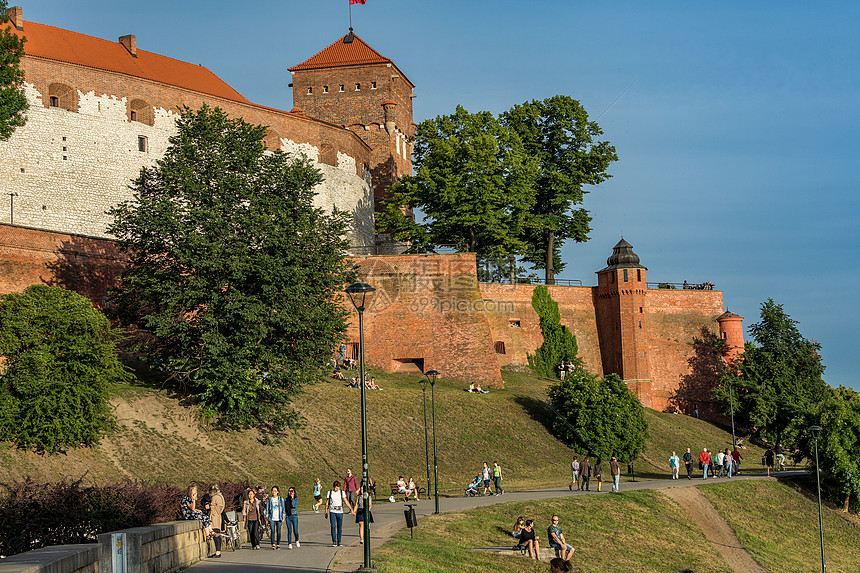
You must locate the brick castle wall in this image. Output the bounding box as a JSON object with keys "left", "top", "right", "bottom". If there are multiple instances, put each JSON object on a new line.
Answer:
{"left": 0, "top": 56, "right": 375, "bottom": 247}
{"left": 1, "top": 229, "right": 731, "bottom": 406}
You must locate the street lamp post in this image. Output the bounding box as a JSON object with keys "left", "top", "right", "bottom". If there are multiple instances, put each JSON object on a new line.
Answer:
{"left": 419, "top": 378, "right": 431, "bottom": 504}
{"left": 809, "top": 425, "right": 825, "bottom": 573}
{"left": 728, "top": 378, "right": 737, "bottom": 449}
{"left": 345, "top": 282, "right": 376, "bottom": 572}
{"left": 424, "top": 369, "right": 441, "bottom": 514}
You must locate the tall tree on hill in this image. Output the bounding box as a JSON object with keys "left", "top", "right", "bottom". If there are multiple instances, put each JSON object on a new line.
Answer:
{"left": 801, "top": 386, "right": 860, "bottom": 513}
{"left": 714, "top": 298, "right": 829, "bottom": 446}
{"left": 549, "top": 368, "right": 647, "bottom": 463}
{"left": 501, "top": 96, "right": 617, "bottom": 284}
{"left": 108, "top": 105, "right": 351, "bottom": 431}
{"left": 377, "top": 105, "right": 537, "bottom": 260}
{"left": 0, "top": 0, "right": 28, "bottom": 140}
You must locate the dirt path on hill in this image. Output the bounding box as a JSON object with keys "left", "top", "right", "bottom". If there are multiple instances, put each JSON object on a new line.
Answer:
{"left": 664, "top": 486, "right": 766, "bottom": 573}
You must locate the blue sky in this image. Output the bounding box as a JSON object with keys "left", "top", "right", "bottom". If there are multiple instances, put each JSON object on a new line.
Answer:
{"left": 20, "top": 1, "right": 859, "bottom": 391}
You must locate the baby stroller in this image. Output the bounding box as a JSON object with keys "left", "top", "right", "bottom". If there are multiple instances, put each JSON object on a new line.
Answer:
{"left": 465, "top": 475, "right": 481, "bottom": 497}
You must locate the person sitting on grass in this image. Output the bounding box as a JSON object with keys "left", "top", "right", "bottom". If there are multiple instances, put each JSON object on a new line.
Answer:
{"left": 512, "top": 515, "right": 525, "bottom": 540}
{"left": 519, "top": 519, "right": 540, "bottom": 560}
{"left": 547, "top": 515, "right": 575, "bottom": 560}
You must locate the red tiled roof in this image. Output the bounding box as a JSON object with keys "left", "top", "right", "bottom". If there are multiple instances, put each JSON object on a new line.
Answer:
{"left": 6, "top": 20, "right": 250, "bottom": 104}
{"left": 289, "top": 33, "right": 414, "bottom": 87}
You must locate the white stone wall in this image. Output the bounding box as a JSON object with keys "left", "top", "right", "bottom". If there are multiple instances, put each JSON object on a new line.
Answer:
{"left": 0, "top": 85, "right": 374, "bottom": 249}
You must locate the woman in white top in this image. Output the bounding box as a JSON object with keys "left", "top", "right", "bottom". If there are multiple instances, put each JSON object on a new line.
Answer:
{"left": 324, "top": 480, "right": 355, "bottom": 546}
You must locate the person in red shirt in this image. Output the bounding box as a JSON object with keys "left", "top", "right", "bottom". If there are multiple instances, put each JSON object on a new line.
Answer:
{"left": 731, "top": 447, "right": 743, "bottom": 475}
{"left": 343, "top": 469, "right": 359, "bottom": 506}
{"left": 698, "top": 448, "right": 711, "bottom": 479}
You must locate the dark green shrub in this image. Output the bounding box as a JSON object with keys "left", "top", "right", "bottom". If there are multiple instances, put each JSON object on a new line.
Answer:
{"left": 0, "top": 285, "right": 131, "bottom": 452}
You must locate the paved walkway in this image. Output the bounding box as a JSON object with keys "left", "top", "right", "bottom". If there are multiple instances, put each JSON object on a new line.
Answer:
{"left": 190, "top": 471, "right": 795, "bottom": 573}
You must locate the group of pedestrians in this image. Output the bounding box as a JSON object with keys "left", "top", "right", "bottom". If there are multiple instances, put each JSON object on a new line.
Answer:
{"left": 569, "top": 455, "right": 622, "bottom": 492}
{"left": 240, "top": 485, "right": 301, "bottom": 550}
{"left": 676, "top": 447, "right": 743, "bottom": 480}
{"left": 480, "top": 461, "right": 505, "bottom": 495}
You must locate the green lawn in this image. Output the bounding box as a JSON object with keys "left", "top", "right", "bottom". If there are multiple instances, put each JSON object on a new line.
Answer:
{"left": 373, "top": 490, "right": 731, "bottom": 573}
{"left": 701, "top": 480, "right": 860, "bottom": 573}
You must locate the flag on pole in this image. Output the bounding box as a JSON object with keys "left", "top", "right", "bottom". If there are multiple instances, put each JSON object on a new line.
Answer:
{"left": 350, "top": 0, "right": 366, "bottom": 4}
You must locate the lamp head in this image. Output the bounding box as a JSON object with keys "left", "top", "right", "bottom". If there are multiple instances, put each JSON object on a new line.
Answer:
{"left": 809, "top": 425, "right": 822, "bottom": 437}
{"left": 425, "top": 369, "right": 440, "bottom": 385}
{"left": 345, "top": 282, "right": 375, "bottom": 312}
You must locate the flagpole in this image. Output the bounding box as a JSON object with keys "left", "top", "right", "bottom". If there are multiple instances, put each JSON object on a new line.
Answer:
{"left": 349, "top": 0, "right": 352, "bottom": 31}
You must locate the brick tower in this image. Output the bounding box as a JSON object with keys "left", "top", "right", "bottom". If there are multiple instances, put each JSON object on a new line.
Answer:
{"left": 595, "top": 239, "right": 652, "bottom": 406}
{"left": 289, "top": 32, "right": 415, "bottom": 211}
{"left": 717, "top": 311, "right": 745, "bottom": 367}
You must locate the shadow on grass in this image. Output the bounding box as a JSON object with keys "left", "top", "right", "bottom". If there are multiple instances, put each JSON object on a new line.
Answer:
{"left": 512, "top": 395, "right": 558, "bottom": 437}
{"left": 120, "top": 357, "right": 198, "bottom": 407}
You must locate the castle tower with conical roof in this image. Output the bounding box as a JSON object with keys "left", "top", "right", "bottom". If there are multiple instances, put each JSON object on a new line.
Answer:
{"left": 595, "top": 239, "right": 652, "bottom": 406}
{"left": 717, "top": 311, "right": 745, "bottom": 367}
{"left": 289, "top": 33, "right": 415, "bottom": 216}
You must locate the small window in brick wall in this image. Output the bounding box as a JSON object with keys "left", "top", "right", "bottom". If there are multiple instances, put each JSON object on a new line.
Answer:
{"left": 371, "top": 81, "right": 377, "bottom": 89}
{"left": 637, "top": 269, "right": 642, "bottom": 281}
{"left": 47, "top": 83, "right": 77, "bottom": 112}
{"left": 494, "top": 341, "right": 506, "bottom": 354}
{"left": 129, "top": 99, "right": 154, "bottom": 126}
{"left": 623, "top": 269, "right": 628, "bottom": 282}
{"left": 339, "top": 84, "right": 345, "bottom": 92}
{"left": 319, "top": 144, "right": 337, "bottom": 166}
{"left": 138, "top": 136, "right": 148, "bottom": 153}
{"left": 355, "top": 83, "right": 361, "bottom": 91}
{"left": 323, "top": 85, "right": 329, "bottom": 93}
{"left": 509, "top": 319, "right": 521, "bottom": 328}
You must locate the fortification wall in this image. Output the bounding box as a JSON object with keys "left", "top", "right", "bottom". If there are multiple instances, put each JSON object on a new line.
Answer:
{"left": 347, "top": 254, "right": 504, "bottom": 386}
{"left": 477, "top": 283, "right": 604, "bottom": 376}
{"left": 0, "top": 56, "right": 374, "bottom": 247}
{"left": 645, "top": 288, "right": 725, "bottom": 410}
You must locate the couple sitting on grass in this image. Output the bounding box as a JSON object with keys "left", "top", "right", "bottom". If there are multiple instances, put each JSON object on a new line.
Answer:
{"left": 511, "top": 514, "right": 575, "bottom": 561}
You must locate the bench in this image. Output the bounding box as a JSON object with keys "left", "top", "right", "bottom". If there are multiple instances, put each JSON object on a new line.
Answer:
{"left": 389, "top": 482, "right": 427, "bottom": 501}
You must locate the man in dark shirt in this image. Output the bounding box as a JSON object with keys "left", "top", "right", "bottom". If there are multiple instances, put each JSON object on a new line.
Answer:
{"left": 683, "top": 448, "right": 694, "bottom": 479}
{"left": 579, "top": 457, "right": 591, "bottom": 491}
{"left": 609, "top": 456, "right": 621, "bottom": 492}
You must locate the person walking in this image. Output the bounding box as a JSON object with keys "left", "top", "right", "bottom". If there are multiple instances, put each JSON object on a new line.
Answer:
{"left": 669, "top": 451, "right": 680, "bottom": 480}
{"left": 579, "top": 457, "right": 591, "bottom": 491}
{"left": 765, "top": 447, "right": 775, "bottom": 476}
{"left": 285, "top": 486, "right": 300, "bottom": 549}
{"left": 265, "top": 486, "right": 285, "bottom": 550}
{"left": 325, "top": 480, "right": 354, "bottom": 547}
{"left": 355, "top": 485, "right": 373, "bottom": 544}
{"left": 716, "top": 449, "right": 726, "bottom": 478}
{"left": 699, "top": 448, "right": 711, "bottom": 480}
{"left": 243, "top": 489, "right": 262, "bottom": 549}
{"left": 610, "top": 456, "right": 621, "bottom": 492}
{"left": 313, "top": 478, "right": 323, "bottom": 513}
{"left": 492, "top": 461, "right": 504, "bottom": 495}
{"left": 481, "top": 462, "right": 492, "bottom": 495}
{"left": 731, "top": 446, "right": 743, "bottom": 475}
{"left": 683, "top": 448, "right": 694, "bottom": 479}
{"left": 343, "top": 469, "right": 359, "bottom": 507}
{"left": 593, "top": 458, "right": 604, "bottom": 492}
{"left": 570, "top": 456, "right": 580, "bottom": 491}
{"left": 209, "top": 485, "right": 225, "bottom": 558}
{"left": 723, "top": 448, "right": 733, "bottom": 478}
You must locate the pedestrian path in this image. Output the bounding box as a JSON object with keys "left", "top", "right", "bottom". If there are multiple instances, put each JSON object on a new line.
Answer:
{"left": 189, "top": 472, "right": 791, "bottom": 573}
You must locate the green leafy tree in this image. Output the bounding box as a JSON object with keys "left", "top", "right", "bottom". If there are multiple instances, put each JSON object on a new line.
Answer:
{"left": 548, "top": 369, "right": 647, "bottom": 463}
{"left": 805, "top": 387, "right": 860, "bottom": 512}
{"left": 378, "top": 105, "right": 537, "bottom": 258}
{"left": 107, "top": 105, "right": 351, "bottom": 430}
{"left": 0, "top": 1, "right": 28, "bottom": 140}
{"left": 501, "top": 96, "right": 617, "bottom": 283}
{"left": 714, "top": 298, "right": 828, "bottom": 445}
{"left": 527, "top": 285, "right": 579, "bottom": 378}
{"left": 0, "top": 285, "right": 128, "bottom": 452}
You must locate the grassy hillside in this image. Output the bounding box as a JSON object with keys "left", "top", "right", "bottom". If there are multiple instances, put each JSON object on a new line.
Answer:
{"left": 701, "top": 480, "right": 860, "bottom": 572}
{"left": 0, "top": 367, "right": 768, "bottom": 499}
{"left": 372, "top": 481, "right": 860, "bottom": 573}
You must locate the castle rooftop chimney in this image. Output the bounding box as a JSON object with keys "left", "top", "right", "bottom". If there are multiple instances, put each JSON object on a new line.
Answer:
{"left": 6, "top": 6, "right": 23, "bottom": 30}
{"left": 119, "top": 35, "right": 137, "bottom": 57}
